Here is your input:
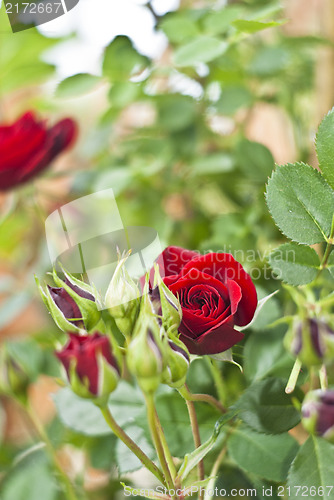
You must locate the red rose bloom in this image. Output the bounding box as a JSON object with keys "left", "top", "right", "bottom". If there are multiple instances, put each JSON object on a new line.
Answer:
{"left": 0, "top": 111, "right": 77, "bottom": 191}
{"left": 56, "top": 333, "right": 119, "bottom": 396}
{"left": 150, "top": 246, "right": 257, "bottom": 356}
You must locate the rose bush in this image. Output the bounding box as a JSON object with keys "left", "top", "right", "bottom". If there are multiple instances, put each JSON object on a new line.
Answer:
{"left": 149, "top": 246, "right": 257, "bottom": 355}
{"left": 0, "top": 111, "right": 77, "bottom": 190}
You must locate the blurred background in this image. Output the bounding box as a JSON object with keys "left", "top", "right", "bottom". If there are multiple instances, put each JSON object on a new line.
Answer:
{"left": 0, "top": 0, "right": 334, "bottom": 498}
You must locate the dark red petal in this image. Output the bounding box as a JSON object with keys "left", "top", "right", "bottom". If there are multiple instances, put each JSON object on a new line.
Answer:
{"left": 180, "top": 323, "right": 244, "bottom": 355}
{"left": 180, "top": 253, "right": 257, "bottom": 326}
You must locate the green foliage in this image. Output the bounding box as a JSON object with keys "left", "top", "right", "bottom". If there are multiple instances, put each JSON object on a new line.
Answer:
{"left": 228, "top": 425, "right": 299, "bottom": 482}
{"left": 287, "top": 437, "right": 334, "bottom": 499}
{"left": 316, "top": 107, "right": 334, "bottom": 191}
{"left": 234, "top": 378, "right": 302, "bottom": 434}
{"left": 266, "top": 162, "right": 334, "bottom": 244}
{"left": 268, "top": 243, "right": 321, "bottom": 286}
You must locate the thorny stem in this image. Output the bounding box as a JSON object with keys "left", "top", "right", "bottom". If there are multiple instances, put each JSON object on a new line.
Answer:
{"left": 145, "top": 394, "right": 175, "bottom": 495}
{"left": 99, "top": 405, "right": 165, "bottom": 486}
{"left": 154, "top": 409, "right": 177, "bottom": 482}
{"left": 178, "top": 385, "right": 226, "bottom": 414}
{"left": 185, "top": 399, "right": 204, "bottom": 500}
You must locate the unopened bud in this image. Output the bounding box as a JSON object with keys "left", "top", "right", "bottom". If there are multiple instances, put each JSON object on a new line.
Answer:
{"left": 301, "top": 389, "right": 334, "bottom": 443}
{"left": 285, "top": 318, "right": 334, "bottom": 367}
{"left": 56, "top": 332, "right": 120, "bottom": 403}
{"left": 105, "top": 253, "right": 140, "bottom": 338}
{"left": 127, "top": 316, "right": 164, "bottom": 394}
{"left": 149, "top": 265, "right": 182, "bottom": 333}
{"left": 162, "top": 337, "right": 190, "bottom": 388}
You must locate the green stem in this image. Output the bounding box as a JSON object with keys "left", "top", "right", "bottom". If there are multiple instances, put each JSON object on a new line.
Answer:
{"left": 154, "top": 409, "right": 177, "bottom": 482}
{"left": 285, "top": 358, "right": 302, "bottom": 394}
{"left": 99, "top": 406, "right": 165, "bottom": 485}
{"left": 317, "top": 215, "right": 334, "bottom": 277}
{"left": 207, "top": 359, "right": 227, "bottom": 406}
{"left": 178, "top": 385, "right": 226, "bottom": 414}
{"left": 319, "top": 365, "right": 328, "bottom": 391}
{"left": 145, "top": 394, "right": 175, "bottom": 494}
{"left": 185, "top": 399, "right": 204, "bottom": 500}
{"left": 26, "top": 405, "right": 78, "bottom": 500}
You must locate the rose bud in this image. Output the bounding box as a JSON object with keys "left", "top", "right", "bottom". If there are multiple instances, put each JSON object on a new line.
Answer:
{"left": 105, "top": 253, "right": 140, "bottom": 339}
{"left": 301, "top": 389, "right": 334, "bottom": 443}
{"left": 161, "top": 337, "right": 190, "bottom": 389}
{"left": 36, "top": 270, "right": 101, "bottom": 333}
{"left": 149, "top": 265, "right": 182, "bottom": 334}
{"left": 0, "top": 348, "right": 30, "bottom": 401}
{"left": 143, "top": 246, "right": 257, "bottom": 356}
{"left": 0, "top": 111, "right": 77, "bottom": 191}
{"left": 56, "top": 333, "right": 120, "bottom": 402}
{"left": 285, "top": 318, "right": 334, "bottom": 367}
{"left": 127, "top": 316, "right": 164, "bottom": 394}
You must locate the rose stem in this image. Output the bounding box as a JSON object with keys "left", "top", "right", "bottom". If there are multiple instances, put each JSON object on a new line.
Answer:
{"left": 285, "top": 358, "right": 302, "bottom": 394}
{"left": 207, "top": 359, "right": 227, "bottom": 406}
{"left": 99, "top": 405, "right": 165, "bottom": 486}
{"left": 319, "top": 365, "right": 328, "bottom": 390}
{"left": 185, "top": 399, "right": 204, "bottom": 498}
{"left": 316, "top": 214, "right": 334, "bottom": 279}
{"left": 178, "top": 385, "right": 226, "bottom": 414}
{"left": 145, "top": 394, "right": 176, "bottom": 496}
{"left": 204, "top": 445, "right": 227, "bottom": 500}
{"left": 154, "top": 408, "right": 177, "bottom": 482}
{"left": 25, "top": 403, "right": 79, "bottom": 500}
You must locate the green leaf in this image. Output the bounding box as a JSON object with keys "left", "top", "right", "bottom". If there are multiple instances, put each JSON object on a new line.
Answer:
{"left": 158, "top": 95, "right": 196, "bottom": 132}
{"left": 173, "top": 36, "right": 228, "bottom": 67}
{"left": 1, "top": 455, "right": 57, "bottom": 500}
{"left": 287, "top": 436, "right": 334, "bottom": 499}
{"left": 108, "top": 82, "right": 141, "bottom": 108}
{"left": 316, "top": 107, "right": 334, "bottom": 190}
{"left": 216, "top": 87, "right": 253, "bottom": 115}
{"left": 203, "top": 7, "right": 243, "bottom": 35}
{"left": 56, "top": 73, "right": 100, "bottom": 98}
{"left": 54, "top": 381, "right": 145, "bottom": 436}
{"left": 266, "top": 163, "right": 334, "bottom": 244}
{"left": 103, "top": 36, "right": 149, "bottom": 82}
{"left": 239, "top": 290, "right": 279, "bottom": 332}
{"left": 328, "top": 252, "right": 334, "bottom": 279}
{"left": 232, "top": 19, "right": 285, "bottom": 34}
{"left": 234, "top": 378, "right": 302, "bottom": 434}
{"left": 160, "top": 15, "right": 199, "bottom": 44}
{"left": 243, "top": 326, "right": 297, "bottom": 381}
{"left": 191, "top": 153, "right": 234, "bottom": 176}
{"left": 228, "top": 425, "right": 299, "bottom": 482}
{"left": 116, "top": 424, "right": 156, "bottom": 474}
{"left": 268, "top": 243, "right": 321, "bottom": 286}
{"left": 236, "top": 140, "right": 274, "bottom": 183}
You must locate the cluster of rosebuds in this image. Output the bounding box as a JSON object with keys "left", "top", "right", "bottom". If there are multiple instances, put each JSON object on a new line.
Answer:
{"left": 36, "top": 255, "right": 190, "bottom": 402}
{"left": 285, "top": 317, "right": 334, "bottom": 368}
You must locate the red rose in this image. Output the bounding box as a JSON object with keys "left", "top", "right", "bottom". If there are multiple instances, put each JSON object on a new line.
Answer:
{"left": 151, "top": 246, "right": 257, "bottom": 356}
{"left": 56, "top": 333, "right": 120, "bottom": 397}
{"left": 0, "top": 111, "right": 77, "bottom": 191}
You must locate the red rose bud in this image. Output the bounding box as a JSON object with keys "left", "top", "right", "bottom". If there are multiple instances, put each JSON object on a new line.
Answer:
{"left": 56, "top": 333, "right": 120, "bottom": 401}
{"left": 105, "top": 253, "right": 140, "bottom": 339}
{"left": 285, "top": 318, "right": 334, "bottom": 367}
{"left": 0, "top": 111, "right": 77, "bottom": 191}
{"left": 144, "top": 247, "right": 257, "bottom": 355}
{"left": 161, "top": 337, "right": 190, "bottom": 389}
{"left": 301, "top": 389, "right": 334, "bottom": 443}
{"left": 37, "top": 269, "right": 101, "bottom": 333}
{"left": 127, "top": 316, "right": 164, "bottom": 394}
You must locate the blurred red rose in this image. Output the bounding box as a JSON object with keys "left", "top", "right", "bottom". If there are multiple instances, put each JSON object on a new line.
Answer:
{"left": 0, "top": 111, "right": 77, "bottom": 190}
{"left": 149, "top": 246, "right": 258, "bottom": 356}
